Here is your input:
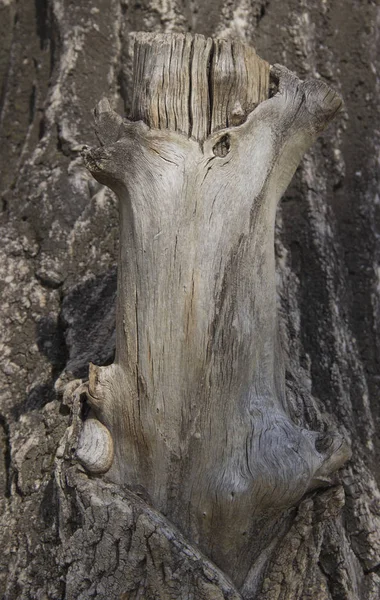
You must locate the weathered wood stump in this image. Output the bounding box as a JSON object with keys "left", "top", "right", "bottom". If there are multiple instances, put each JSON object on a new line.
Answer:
{"left": 81, "top": 33, "right": 350, "bottom": 586}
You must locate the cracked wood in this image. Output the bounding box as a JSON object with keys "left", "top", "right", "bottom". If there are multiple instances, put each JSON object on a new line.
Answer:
{"left": 81, "top": 32, "right": 350, "bottom": 587}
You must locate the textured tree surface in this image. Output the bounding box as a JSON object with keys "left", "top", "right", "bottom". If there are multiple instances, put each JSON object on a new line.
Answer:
{"left": 80, "top": 31, "right": 350, "bottom": 587}
{"left": 0, "top": 1, "right": 379, "bottom": 600}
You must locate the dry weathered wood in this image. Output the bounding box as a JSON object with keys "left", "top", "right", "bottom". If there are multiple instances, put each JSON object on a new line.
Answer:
{"left": 130, "top": 33, "right": 269, "bottom": 141}
{"left": 81, "top": 33, "right": 349, "bottom": 587}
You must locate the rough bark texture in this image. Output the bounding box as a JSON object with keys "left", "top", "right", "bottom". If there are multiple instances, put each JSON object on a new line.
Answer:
{"left": 0, "top": 1, "right": 379, "bottom": 599}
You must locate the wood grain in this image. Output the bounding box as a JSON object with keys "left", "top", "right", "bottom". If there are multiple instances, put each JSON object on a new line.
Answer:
{"left": 82, "top": 33, "right": 349, "bottom": 586}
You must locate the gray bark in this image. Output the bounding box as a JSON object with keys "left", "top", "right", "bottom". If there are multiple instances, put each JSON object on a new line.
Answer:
{"left": 1, "top": 1, "right": 380, "bottom": 600}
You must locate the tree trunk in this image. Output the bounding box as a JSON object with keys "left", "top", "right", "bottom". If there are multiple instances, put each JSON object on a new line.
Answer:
{"left": 1, "top": 2, "right": 380, "bottom": 600}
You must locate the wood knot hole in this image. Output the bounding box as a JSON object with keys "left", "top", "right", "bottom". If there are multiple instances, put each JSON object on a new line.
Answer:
{"left": 269, "top": 69, "right": 279, "bottom": 98}
{"left": 213, "top": 134, "right": 230, "bottom": 158}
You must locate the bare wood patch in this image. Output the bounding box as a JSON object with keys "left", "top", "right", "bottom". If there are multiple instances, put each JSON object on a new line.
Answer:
{"left": 81, "top": 33, "right": 349, "bottom": 587}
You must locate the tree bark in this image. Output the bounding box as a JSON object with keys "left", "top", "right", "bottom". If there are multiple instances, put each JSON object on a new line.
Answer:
{"left": 1, "top": 2, "right": 380, "bottom": 600}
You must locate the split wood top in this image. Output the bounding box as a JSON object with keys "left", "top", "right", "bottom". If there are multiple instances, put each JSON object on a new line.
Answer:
{"left": 131, "top": 32, "right": 270, "bottom": 142}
